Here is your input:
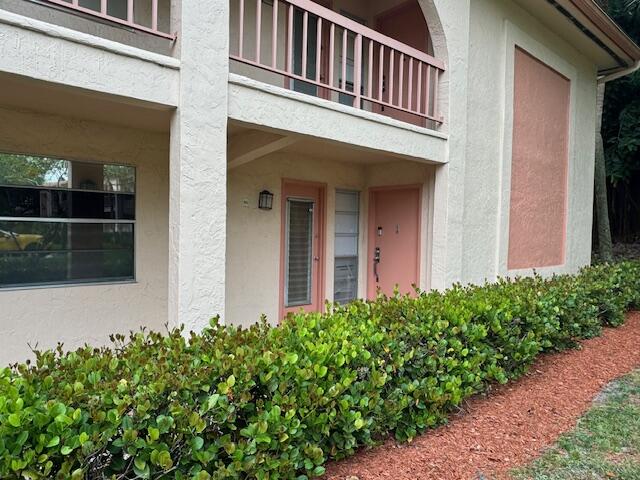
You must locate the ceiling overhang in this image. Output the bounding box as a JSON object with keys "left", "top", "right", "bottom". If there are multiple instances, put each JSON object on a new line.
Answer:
{"left": 517, "top": 0, "right": 640, "bottom": 75}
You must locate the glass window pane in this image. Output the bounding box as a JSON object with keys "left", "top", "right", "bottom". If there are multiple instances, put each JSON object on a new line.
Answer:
{"left": 0, "top": 154, "right": 69, "bottom": 188}
{"left": 334, "top": 190, "right": 359, "bottom": 303}
{"left": 335, "top": 191, "right": 359, "bottom": 212}
{"left": 0, "top": 221, "right": 134, "bottom": 287}
{"left": 286, "top": 200, "right": 313, "bottom": 306}
{"left": 0, "top": 154, "right": 136, "bottom": 288}
{"left": 78, "top": 0, "right": 100, "bottom": 12}
{"left": 0, "top": 153, "right": 135, "bottom": 193}
{"left": 334, "top": 257, "right": 358, "bottom": 304}
{"left": 335, "top": 236, "right": 358, "bottom": 257}
{"left": 335, "top": 212, "right": 358, "bottom": 235}
{"left": 0, "top": 187, "right": 135, "bottom": 220}
{"left": 103, "top": 165, "right": 136, "bottom": 193}
{"left": 107, "top": 0, "right": 128, "bottom": 19}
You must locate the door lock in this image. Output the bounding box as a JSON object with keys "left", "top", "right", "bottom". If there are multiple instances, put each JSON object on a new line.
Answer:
{"left": 373, "top": 247, "right": 381, "bottom": 283}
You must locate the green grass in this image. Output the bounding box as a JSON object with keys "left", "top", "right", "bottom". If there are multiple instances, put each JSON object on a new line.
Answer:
{"left": 512, "top": 370, "right": 640, "bottom": 480}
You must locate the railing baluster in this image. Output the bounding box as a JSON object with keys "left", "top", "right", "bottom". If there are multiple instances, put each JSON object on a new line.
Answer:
{"left": 378, "top": 44, "right": 384, "bottom": 101}
{"left": 398, "top": 53, "right": 404, "bottom": 108}
{"left": 353, "top": 33, "right": 362, "bottom": 108}
{"left": 425, "top": 65, "right": 431, "bottom": 116}
{"left": 272, "top": 0, "right": 278, "bottom": 68}
{"left": 44, "top": 0, "right": 174, "bottom": 38}
{"left": 367, "top": 39, "right": 373, "bottom": 98}
{"left": 256, "top": 0, "right": 262, "bottom": 64}
{"left": 239, "top": 0, "right": 245, "bottom": 58}
{"left": 389, "top": 50, "right": 394, "bottom": 106}
{"left": 287, "top": 4, "right": 293, "bottom": 73}
{"left": 416, "top": 61, "right": 423, "bottom": 114}
{"left": 329, "top": 23, "right": 335, "bottom": 88}
{"left": 407, "top": 58, "right": 413, "bottom": 111}
{"left": 316, "top": 17, "right": 322, "bottom": 83}
{"left": 302, "top": 11, "right": 308, "bottom": 78}
{"left": 151, "top": 0, "right": 157, "bottom": 31}
{"left": 434, "top": 68, "right": 440, "bottom": 120}
{"left": 127, "top": 0, "right": 133, "bottom": 24}
{"left": 341, "top": 28, "right": 347, "bottom": 92}
{"left": 226, "top": 0, "right": 444, "bottom": 124}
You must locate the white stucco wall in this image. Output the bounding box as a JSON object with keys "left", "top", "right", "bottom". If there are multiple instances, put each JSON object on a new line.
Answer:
{"left": 0, "top": 107, "right": 169, "bottom": 365}
{"left": 0, "top": 9, "right": 179, "bottom": 108}
{"left": 0, "top": 0, "right": 607, "bottom": 359}
{"left": 226, "top": 152, "right": 434, "bottom": 326}
{"left": 228, "top": 74, "right": 448, "bottom": 164}
{"left": 168, "top": 0, "right": 229, "bottom": 332}
{"left": 1, "top": 0, "right": 173, "bottom": 55}
{"left": 461, "top": 0, "right": 597, "bottom": 284}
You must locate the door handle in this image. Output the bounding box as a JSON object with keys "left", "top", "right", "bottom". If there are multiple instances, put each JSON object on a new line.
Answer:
{"left": 373, "top": 247, "right": 381, "bottom": 283}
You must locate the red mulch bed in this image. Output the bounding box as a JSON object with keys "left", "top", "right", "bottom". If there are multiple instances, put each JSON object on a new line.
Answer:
{"left": 324, "top": 312, "right": 640, "bottom": 480}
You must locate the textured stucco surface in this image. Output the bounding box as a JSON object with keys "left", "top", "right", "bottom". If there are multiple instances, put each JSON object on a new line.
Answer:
{"left": 463, "top": 0, "right": 596, "bottom": 283}
{"left": 0, "top": 0, "right": 605, "bottom": 352}
{"left": 168, "top": 0, "right": 229, "bottom": 332}
{"left": 226, "top": 152, "right": 434, "bottom": 326}
{"left": 508, "top": 48, "right": 570, "bottom": 269}
{"left": 0, "top": 107, "right": 169, "bottom": 365}
{"left": 1, "top": 0, "right": 173, "bottom": 55}
{"left": 228, "top": 74, "right": 448, "bottom": 164}
{"left": 0, "top": 9, "right": 179, "bottom": 107}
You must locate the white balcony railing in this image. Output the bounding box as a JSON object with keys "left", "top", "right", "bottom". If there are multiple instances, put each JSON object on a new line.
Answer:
{"left": 230, "top": 0, "right": 445, "bottom": 127}
{"left": 43, "top": 0, "right": 175, "bottom": 39}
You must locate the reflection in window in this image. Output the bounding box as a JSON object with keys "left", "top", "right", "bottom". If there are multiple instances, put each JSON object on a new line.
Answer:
{"left": 334, "top": 190, "right": 359, "bottom": 304}
{"left": 0, "top": 153, "right": 135, "bottom": 288}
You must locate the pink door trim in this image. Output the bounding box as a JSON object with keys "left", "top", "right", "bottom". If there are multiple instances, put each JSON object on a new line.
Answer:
{"left": 279, "top": 179, "right": 327, "bottom": 321}
{"left": 367, "top": 184, "right": 422, "bottom": 299}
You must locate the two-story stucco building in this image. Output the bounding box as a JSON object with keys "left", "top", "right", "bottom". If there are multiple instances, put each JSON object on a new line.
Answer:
{"left": 0, "top": 0, "right": 639, "bottom": 364}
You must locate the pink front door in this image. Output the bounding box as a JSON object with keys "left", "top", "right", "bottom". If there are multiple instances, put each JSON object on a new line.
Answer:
{"left": 367, "top": 186, "right": 421, "bottom": 299}
{"left": 280, "top": 181, "right": 326, "bottom": 318}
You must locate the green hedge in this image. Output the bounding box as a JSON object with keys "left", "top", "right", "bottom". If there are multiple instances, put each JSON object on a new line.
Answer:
{"left": 1, "top": 262, "right": 639, "bottom": 479}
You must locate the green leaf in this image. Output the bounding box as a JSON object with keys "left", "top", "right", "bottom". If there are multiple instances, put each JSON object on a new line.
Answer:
{"left": 60, "top": 446, "right": 73, "bottom": 456}
{"left": 191, "top": 436, "right": 204, "bottom": 451}
{"left": 134, "top": 457, "right": 146, "bottom": 470}
{"left": 256, "top": 434, "right": 271, "bottom": 444}
{"left": 7, "top": 413, "right": 20, "bottom": 427}
{"left": 148, "top": 427, "right": 160, "bottom": 442}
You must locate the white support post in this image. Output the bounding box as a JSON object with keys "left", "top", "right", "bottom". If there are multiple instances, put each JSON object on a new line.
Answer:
{"left": 169, "top": 0, "right": 229, "bottom": 331}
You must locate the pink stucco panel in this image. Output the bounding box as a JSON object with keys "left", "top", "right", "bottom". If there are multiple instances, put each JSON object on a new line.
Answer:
{"left": 508, "top": 47, "right": 570, "bottom": 270}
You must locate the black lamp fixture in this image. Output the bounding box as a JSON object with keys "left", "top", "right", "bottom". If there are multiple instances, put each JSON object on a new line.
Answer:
{"left": 258, "top": 190, "right": 274, "bottom": 210}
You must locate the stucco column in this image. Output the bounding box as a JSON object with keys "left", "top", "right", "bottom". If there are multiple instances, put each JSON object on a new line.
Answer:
{"left": 429, "top": 0, "right": 471, "bottom": 289}
{"left": 168, "top": 0, "right": 229, "bottom": 331}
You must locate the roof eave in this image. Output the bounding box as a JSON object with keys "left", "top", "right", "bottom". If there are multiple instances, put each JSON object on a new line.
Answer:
{"left": 552, "top": 0, "right": 640, "bottom": 71}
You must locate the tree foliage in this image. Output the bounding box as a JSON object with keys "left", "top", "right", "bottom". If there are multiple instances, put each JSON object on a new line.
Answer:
{"left": 602, "top": 0, "right": 640, "bottom": 240}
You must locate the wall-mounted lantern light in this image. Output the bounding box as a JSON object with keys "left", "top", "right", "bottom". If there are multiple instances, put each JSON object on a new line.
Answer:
{"left": 258, "top": 190, "right": 274, "bottom": 210}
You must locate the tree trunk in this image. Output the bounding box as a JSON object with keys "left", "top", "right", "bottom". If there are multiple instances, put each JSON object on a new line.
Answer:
{"left": 594, "top": 82, "right": 614, "bottom": 262}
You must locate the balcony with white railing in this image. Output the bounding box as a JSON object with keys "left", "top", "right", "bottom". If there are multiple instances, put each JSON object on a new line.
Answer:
{"left": 230, "top": 0, "right": 445, "bottom": 129}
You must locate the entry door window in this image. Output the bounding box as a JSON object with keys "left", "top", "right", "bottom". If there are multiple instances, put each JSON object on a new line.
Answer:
{"left": 285, "top": 198, "right": 314, "bottom": 307}
{"left": 334, "top": 190, "right": 359, "bottom": 304}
